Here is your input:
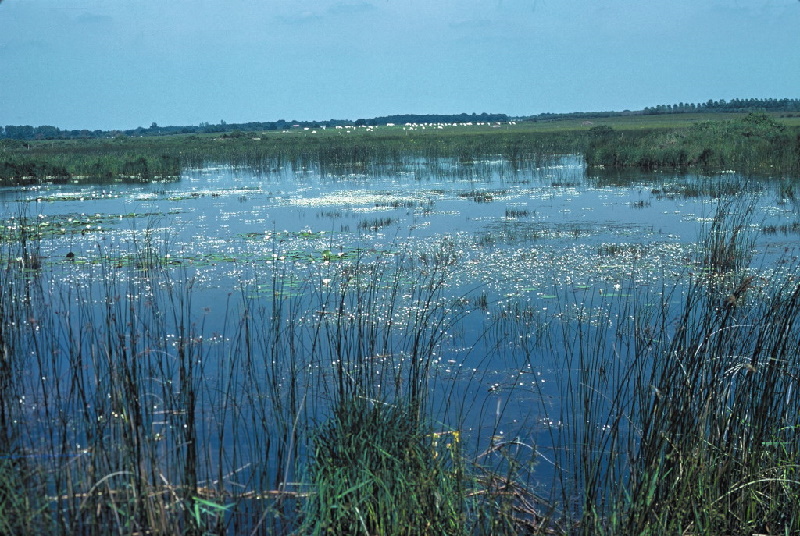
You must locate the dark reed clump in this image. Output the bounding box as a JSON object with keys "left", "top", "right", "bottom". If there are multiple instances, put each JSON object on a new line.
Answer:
{"left": 620, "top": 240, "right": 800, "bottom": 534}
{"left": 584, "top": 112, "right": 800, "bottom": 175}
{"left": 490, "top": 195, "right": 800, "bottom": 535}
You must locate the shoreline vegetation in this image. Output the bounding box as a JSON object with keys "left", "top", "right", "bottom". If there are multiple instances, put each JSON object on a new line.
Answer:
{"left": 1, "top": 110, "right": 800, "bottom": 186}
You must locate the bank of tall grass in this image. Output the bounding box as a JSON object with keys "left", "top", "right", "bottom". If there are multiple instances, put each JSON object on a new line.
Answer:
{"left": 0, "top": 127, "right": 582, "bottom": 185}
{"left": 585, "top": 112, "right": 800, "bottom": 176}
{"left": 0, "top": 222, "right": 480, "bottom": 534}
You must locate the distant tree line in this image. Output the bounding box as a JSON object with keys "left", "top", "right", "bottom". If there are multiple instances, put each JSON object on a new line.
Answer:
{"left": 521, "top": 98, "right": 800, "bottom": 122}
{"left": 3, "top": 99, "right": 798, "bottom": 141}
{"left": 642, "top": 98, "right": 800, "bottom": 115}
{"left": 1, "top": 125, "right": 108, "bottom": 140}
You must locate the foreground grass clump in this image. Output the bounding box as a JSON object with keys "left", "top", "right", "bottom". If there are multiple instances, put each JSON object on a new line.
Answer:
{"left": 622, "top": 267, "right": 800, "bottom": 535}
{"left": 0, "top": 458, "right": 49, "bottom": 534}
{"left": 301, "top": 399, "right": 464, "bottom": 535}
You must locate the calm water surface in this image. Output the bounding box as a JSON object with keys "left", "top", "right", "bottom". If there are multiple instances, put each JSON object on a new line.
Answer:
{"left": 2, "top": 155, "right": 798, "bottom": 498}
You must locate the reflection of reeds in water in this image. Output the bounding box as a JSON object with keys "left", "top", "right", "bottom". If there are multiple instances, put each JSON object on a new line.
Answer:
{"left": 761, "top": 221, "right": 800, "bottom": 235}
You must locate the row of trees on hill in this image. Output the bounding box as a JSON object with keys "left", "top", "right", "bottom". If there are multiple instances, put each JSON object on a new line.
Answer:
{"left": 643, "top": 98, "right": 800, "bottom": 115}
{"left": 523, "top": 98, "right": 800, "bottom": 122}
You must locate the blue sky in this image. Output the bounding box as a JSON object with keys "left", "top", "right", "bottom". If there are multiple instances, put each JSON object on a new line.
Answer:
{"left": 1, "top": 0, "right": 798, "bottom": 130}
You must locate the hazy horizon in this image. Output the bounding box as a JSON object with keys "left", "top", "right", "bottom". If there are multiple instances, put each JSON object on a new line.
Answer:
{"left": 2, "top": 1, "right": 799, "bottom": 131}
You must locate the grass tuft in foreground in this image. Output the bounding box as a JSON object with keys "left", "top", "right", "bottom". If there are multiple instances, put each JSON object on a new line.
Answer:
{"left": 301, "top": 398, "right": 465, "bottom": 535}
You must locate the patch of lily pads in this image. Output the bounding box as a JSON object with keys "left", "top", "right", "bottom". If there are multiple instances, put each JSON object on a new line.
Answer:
{"left": 239, "top": 229, "right": 331, "bottom": 241}
{"left": 43, "top": 243, "right": 371, "bottom": 270}
{"left": 0, "top": 211, "right": 183, "bottom": 242}
{"left": 29, "top": 192, "right": 122, "bottom": 203}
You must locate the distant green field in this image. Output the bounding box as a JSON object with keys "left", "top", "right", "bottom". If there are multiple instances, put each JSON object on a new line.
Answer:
{"left": 512, "top": 112, "right": 800, "bottom": 132}
{"left": 2, "top": 112, "right": 799, "bottom": 184}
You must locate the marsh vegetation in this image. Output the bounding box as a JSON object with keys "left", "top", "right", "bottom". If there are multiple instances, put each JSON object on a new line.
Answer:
{"left": 2, "top": 112, "right": 798, "bottom": 186}
{"left": 1, "top": 125, "right": 800, "bottom": 534}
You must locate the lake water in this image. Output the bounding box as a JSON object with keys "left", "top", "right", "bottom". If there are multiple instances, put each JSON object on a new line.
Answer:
{"left": 6, "top": 157, "right": 795, "bottom": 294}
{"left": 2, "top": 155, "right": 798, "bottom": 516}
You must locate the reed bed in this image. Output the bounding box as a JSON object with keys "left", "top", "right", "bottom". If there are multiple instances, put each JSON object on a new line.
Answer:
{"left": 508, "top": 198, "right": 800, "bottom": 535}
{"left": 1, "top": 128, "right": 581, "bottom": 185}
{"left": 4, "top": 113, "right": 799, "bottom": 186}
{"left": 585, "top": 112, "right": 800, "bottom": 176}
